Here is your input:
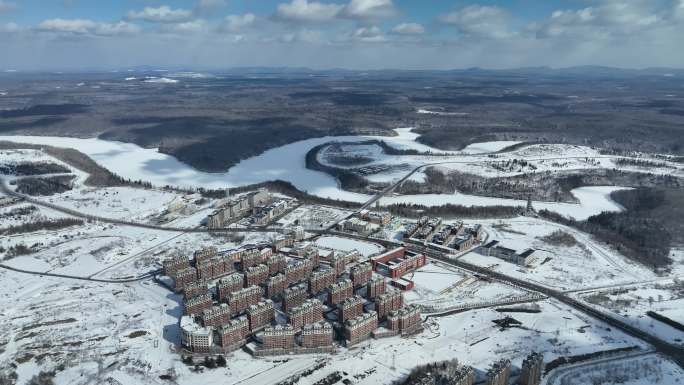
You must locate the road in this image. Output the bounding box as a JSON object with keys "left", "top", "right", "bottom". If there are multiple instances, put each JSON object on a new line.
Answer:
{"left": 0, "top": 263, "right": 159, "bottom": 283}
{"left": 319, "top": 229, "right": 684, "bottom": 369}
{"left": 0, "top": 176, "right": 285, "bottom": 235}
{"left": 541, "top": 349, "right": 658, "bottom": 385}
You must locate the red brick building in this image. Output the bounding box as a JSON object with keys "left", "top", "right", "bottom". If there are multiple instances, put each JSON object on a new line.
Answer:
{"left": 371, "top": 247, "right": 426, "bottom": 279}
{"left": 183, "top": 281, "right": 209, "bottom": 300}
{"left": 309, "top": 269, "right": 336, "bottom": 294}
{"left": 228, "top": 285, "right": 261, "bottom": 315}
{"left": 197, "top": 255, "right": 233, "bottom": 281}
{"left": 328, "top": 279, "right": 353, "bottom": 305}
{"left": 194, "top": 247, "right": 218, "bottom": 265}
{"left": 244, "top": 264, "right": 269, "bottom": 287}
{"left": 218, "top": 316, "right": 249, "bottom": 349}
{"left": 387, "top": 304, "right": 421, "bottom": 334}
{"left": 285, "top": 259, "right": 314, "bottom": 285}
{"left": 247, "top": 300, "right": 275, "bottom": 331}
{"left": 184, "top": 293, "right": 213, "bottom": 315}
{"left": 344, "top": 311, "right": 378, "bottom": 345}
{"left": 162, "top": 255, "right": 189, "bottom": 277}
{"left": 217, "top": 274, "right": 244, "bottom": 301}
{"left": 174, "top": 267, "right": 198, "bottom": 290}
{"left": 266, "top": 254, "right": 287, "bottom": 275}
{"left": 288, "top": 299, "right": 323, "bottom": 329}
{"left": 262, "top": 324, "right": 295, "bottom": 350}
{"left": 375, "top": 291, "right": 403, "bottom": 319}
{"left": 366, "top": 275, "right": 386, "bottom": 298}
{"left": 201, "top": 303, "right": 231, "bottom": 327}
{"left": 265, "top": 273, "right": 287, "bottom": 299}
{"left": 283, "top": 283, "right": 308, "bottom": 313}
{"left": 331, "top": 254, "right": 347, "bottom": 276}
{"left": 339, "top": 295, "right": 364, "bottom": 323}
{"left": 301, "top": 322, "right": 333, "bottom": 348}
{"left": 240, "top": 248, "right": 267, "bottom": 270}
{"left": 350, "top": 262, "right": 373, "bottom": 287}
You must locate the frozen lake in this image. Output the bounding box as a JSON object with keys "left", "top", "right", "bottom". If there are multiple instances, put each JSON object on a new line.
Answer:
{"left": 0, "top": 129, "right": 626, "bottom": 220}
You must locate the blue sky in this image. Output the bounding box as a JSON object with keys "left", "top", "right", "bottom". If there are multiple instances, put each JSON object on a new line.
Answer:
{"left": 0, "top": 0, "right": 683, "bottom": 70}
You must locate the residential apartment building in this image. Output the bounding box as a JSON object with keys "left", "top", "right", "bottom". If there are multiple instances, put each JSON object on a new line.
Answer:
{"left": 301, "top": 322, "right": 334, "bottom": 349}
{"left": 328, "top": 279, "right": 353, "bottom": 305}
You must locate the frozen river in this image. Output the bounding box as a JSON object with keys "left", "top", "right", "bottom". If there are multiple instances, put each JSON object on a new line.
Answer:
{"left": 0, "top": 129, "right": 626, "bottom": 220}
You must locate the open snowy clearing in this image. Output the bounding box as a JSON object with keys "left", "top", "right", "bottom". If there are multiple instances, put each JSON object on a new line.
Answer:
{"left": 313, "top": 236, "right": 383, "bottom": 257}
{"left": 457, "top": 217, "right": 656, "bottom": 290}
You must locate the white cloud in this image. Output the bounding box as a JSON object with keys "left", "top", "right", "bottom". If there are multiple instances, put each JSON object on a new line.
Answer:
{"left": 391, "top": 22, "right": 424, "bottom": 35}
{"left": 440, "top": 5, "right": 511, "bottom": 39}
{"left": 222, "top": 13, "right": 256, "bottom": 33}
{"left": 351, "top": 25, "right": 385, "bottom": 42}
{"left": 127, "top": 6, "right": 193, "bottom": 23}
{"left": 36, "top": 19, "right": 140, "bottom": 36}
{"left": 274, "top": 0, "right": 344, "bottom": 23}
{"left": 532, "top": 1, "right": 668, "bottom": 39}
{"left": 0, "top": 1, "right": 16, "bottom": 13}
{"left": 341, "top": 0, "right": 396, "bottom": 20}
{"left": 161, "top": 19, "right": 209, "bottom": 34}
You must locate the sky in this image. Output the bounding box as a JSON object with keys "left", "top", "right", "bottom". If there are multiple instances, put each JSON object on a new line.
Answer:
{"left": 0, "top": 0, "right": 683, "bottom": 70}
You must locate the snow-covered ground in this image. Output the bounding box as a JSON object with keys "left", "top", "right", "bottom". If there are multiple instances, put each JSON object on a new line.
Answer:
{"left": 457, "top": 217, "right": 656, "bottom": 290}
{"left": 314, "top": 236, "right": 383, "bottom": 257}
{"left": 574, "top": 281, "right": 684, "bottom": 345}
{"left": 380, "top": 186, "right": 629, "bottom": 221}
{"left": 404, "top": 261, "right": 530, "bottom": 311}
{"left": 460, "top": 140, "right": 522, "bottom": 154}
{"left": 0, "top": 131, "right": 665, "bottom": 220}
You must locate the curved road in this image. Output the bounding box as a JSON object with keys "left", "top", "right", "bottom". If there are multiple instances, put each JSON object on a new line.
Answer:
{"left": 0, "top": 176, "right": 285, "bottom": 234}
{"left": 0, "top": 263, "right": 159, "bottom": 283}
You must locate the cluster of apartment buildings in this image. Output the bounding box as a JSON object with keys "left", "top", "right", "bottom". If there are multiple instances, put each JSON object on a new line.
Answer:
{"left": 166, "top": 238, "right": 425, "bottom": 356}
{"left": 205, "top": 189, "right": 271, "bottom": 229}
{"left": 405, "top": 217, "right": 484, "bottom": 253}
{"left": 337, "top": 209, "right": 391, "bottom": 235}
